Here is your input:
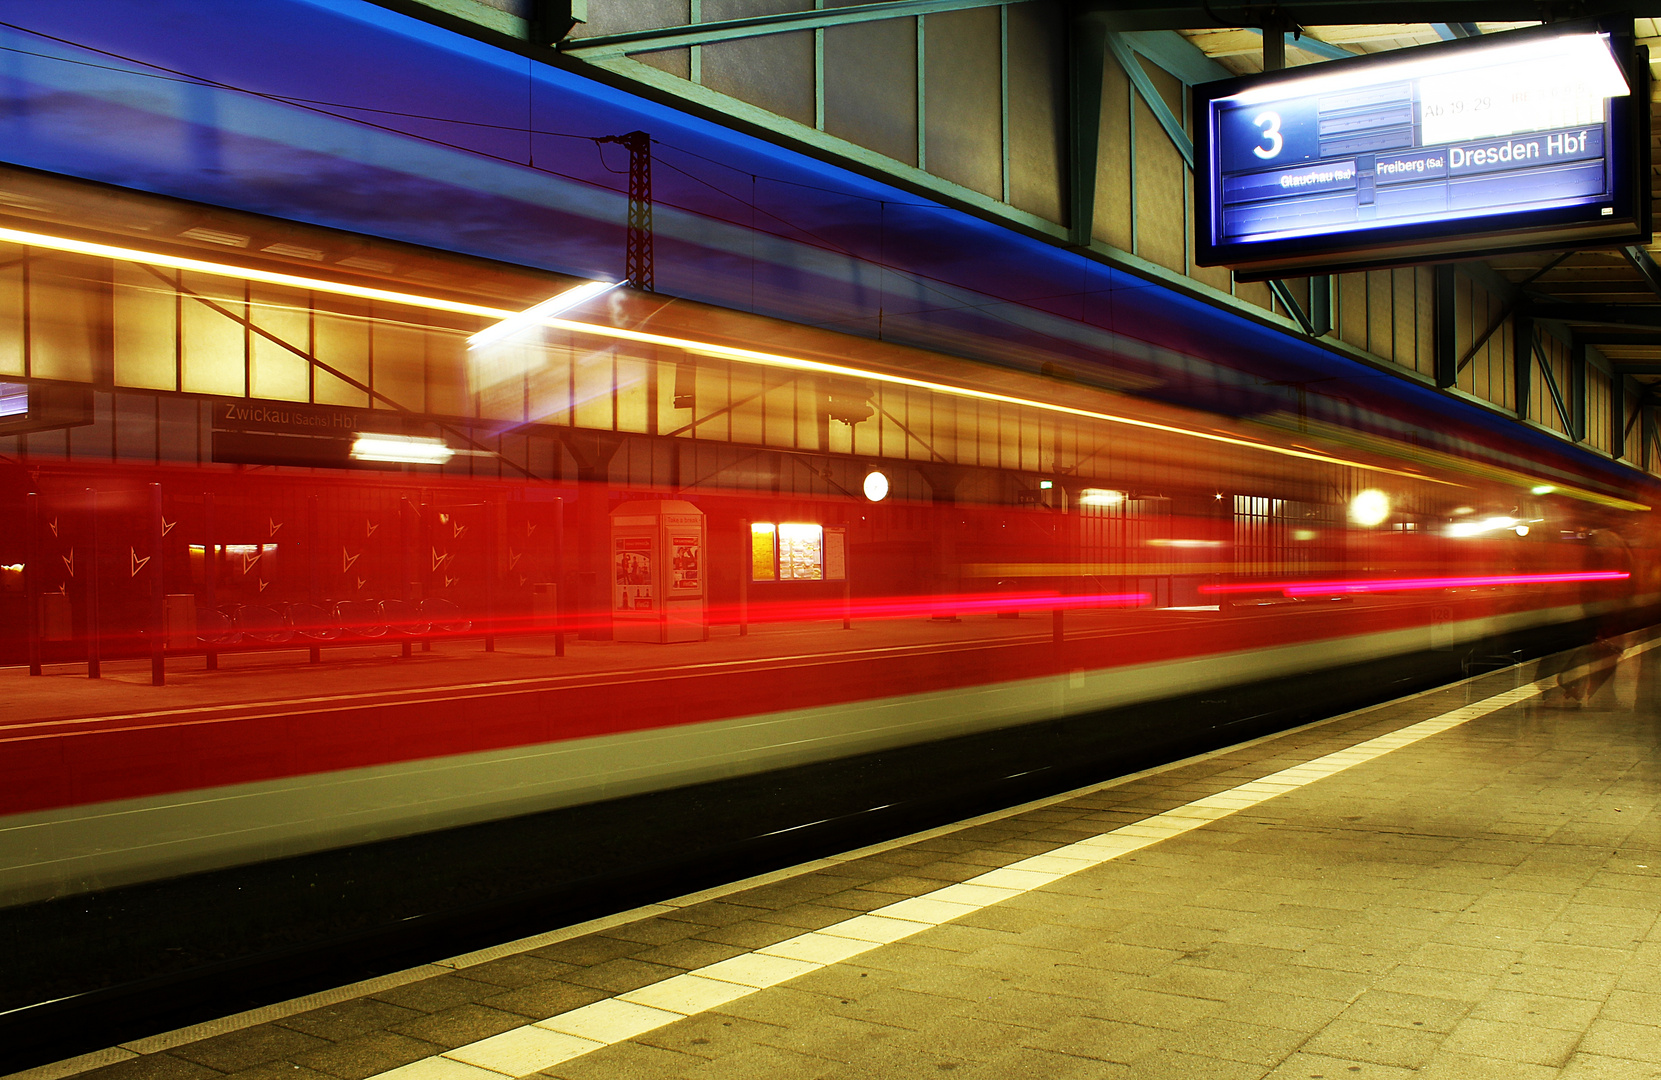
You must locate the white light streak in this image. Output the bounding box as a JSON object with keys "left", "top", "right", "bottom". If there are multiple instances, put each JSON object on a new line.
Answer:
{"left": 1446, "top": 515, "right": 1522, "bottom": 537}
{"left": 466, "top": 281, "right": 619, "bottom": 351}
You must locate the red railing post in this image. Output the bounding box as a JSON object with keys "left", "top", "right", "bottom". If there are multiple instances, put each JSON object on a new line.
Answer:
{"left": 150, "top": 483, "right": 165, "bottom": 686}
{"left": 25, "top": 492, "right": 40, "bottom": 676}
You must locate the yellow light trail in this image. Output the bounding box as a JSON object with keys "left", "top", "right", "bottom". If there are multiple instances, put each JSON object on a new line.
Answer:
{"left": 1, "top": 223, "right": 1635, "bottom": 508}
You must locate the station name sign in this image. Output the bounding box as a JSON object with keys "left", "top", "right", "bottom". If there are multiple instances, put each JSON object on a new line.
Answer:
{"left": 212, "top": 400, "right": 398, "bottom": 469}
{"left": 214, "top": 400, "right": 366, "bottom": 437}
{"left": 1195, "top": 21, "right": 1649, "bottom": 279}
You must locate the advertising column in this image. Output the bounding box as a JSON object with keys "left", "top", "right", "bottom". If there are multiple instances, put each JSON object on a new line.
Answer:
{"left": 610, "top": 499, "right": 706, "bottom": 643}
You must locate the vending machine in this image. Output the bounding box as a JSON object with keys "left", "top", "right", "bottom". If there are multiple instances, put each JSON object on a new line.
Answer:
{"left": 609, "top": 498, "right": 706, "bottom": 643}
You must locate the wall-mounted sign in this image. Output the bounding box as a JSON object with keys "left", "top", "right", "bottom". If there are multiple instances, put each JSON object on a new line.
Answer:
{"left": 211, "top": 400, "right": 439, "bottom": 469}
{"left": 1195, "top": 21, "right": 1649, "bottom": 278}
{"left": 214, "top": 400, "right": 370, "bottom": 437}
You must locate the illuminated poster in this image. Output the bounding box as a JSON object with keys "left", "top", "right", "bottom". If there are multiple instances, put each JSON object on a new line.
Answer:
{"left": 779, "top": 523, "right": 824, "bottom": 581}
{"left": 671, "top": 535, "right": 700, "bottom": 590}
{"left": 615, "top": 537, "right": 653, "bottom": 610}
{"left": 751, "top": 523, "right": 776, "bottom": 581}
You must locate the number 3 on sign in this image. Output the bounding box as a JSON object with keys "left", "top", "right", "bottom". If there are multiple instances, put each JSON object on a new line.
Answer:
{"left": 1252, "top": 110, "right": 1283, "bottom": 159}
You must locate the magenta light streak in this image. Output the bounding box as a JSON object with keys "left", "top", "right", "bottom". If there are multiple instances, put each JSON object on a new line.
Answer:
{"left": 731, "top": 590, "right": 1152, "bottom": 623}
{"left": 1201, "top": 571, "right": 1629, "bottom": 598}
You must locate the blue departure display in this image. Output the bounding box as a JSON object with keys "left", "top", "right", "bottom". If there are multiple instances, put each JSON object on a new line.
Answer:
{"left": 1194, "top": 24, "right": 1647, "bottom": 278}
{"left": 1216, "top": 89, "right": 1612, "bottom": 241}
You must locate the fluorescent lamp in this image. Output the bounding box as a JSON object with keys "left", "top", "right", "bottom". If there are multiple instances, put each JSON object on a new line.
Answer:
{"left": 466, "top": 281, "right": 619, "bottom": 351}
{"left": 1078, "top": 488, "right": 1125, "bottom": 507}
{"left": 351, "top": 434, "right": 454, "bottom": 465}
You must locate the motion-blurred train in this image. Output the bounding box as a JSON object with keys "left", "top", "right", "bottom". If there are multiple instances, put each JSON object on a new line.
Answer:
{"left": 1, "top": 283, "right": 1655, "bottom": 914}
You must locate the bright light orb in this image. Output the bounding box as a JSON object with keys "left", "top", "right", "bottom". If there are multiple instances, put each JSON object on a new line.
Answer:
{"left": 1349, "top": 489, "right": 1390, "bottom": 527}
{"left": 1514, "top": 525, "right": 1530, "bottom": 537}
{"left": 863, "top": 470, "right": 890, "bottom": 502}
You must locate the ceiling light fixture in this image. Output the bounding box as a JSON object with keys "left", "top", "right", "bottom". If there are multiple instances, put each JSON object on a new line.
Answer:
{"left": 350, "top": 434, "right": 454, "bottom": 465}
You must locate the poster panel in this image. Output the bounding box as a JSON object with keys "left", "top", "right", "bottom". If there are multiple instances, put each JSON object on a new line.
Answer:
{"left": 824, "top": 527, "right": 847, "bottom": 581}
{"left": 671, "top": 535, "right": 700, "bottom": 590}
{"left": 615, "top": 536, "right": 653, "bottom": 610}
{"left": 779, "top": 523, "right": 824, "bottom": 581}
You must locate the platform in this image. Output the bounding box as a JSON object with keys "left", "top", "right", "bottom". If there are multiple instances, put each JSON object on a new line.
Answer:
{"left": 14, "top": 632, "right": 1661, "bottom": 1080}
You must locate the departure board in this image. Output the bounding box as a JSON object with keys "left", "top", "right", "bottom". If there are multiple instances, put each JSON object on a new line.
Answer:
{"left": 1194, "top": 23, "right": 1648, "bottom": 278}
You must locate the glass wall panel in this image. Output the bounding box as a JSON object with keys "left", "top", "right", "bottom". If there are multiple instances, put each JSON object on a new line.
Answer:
{"left": 30, "top": 254, "right": 102, "bottom": 383}
{"left": 179, "top": 270, "right": 245, "bottom": 397}
{"left": 113, "top": 262, "right": 177, "bottom": 391}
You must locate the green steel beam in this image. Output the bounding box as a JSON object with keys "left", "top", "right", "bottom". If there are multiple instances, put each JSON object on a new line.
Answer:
{"left": 1622, "top": 246, "right": 1661, "bottom": 301}
{"left": 1570, "top": 341, "right": 1587, "bottom": 442}
{"left": 999, "top": 6, "right": 1009, "bottom": 204}
{"left": 1534, "top": 336, "right": 1577, "bottom": 439}
{"left": 1307, "top": 275, "right": 1332, "bottom": 336}
{"left": 1433, "top": 265, "right": 1457, "bottom": 388}
{"left": 1269, "top": 280, "right": 1316, "bottom": 336}
{"left": 916, "top": 14, "right": 927, "bottom": 172}
{"left": 1514, "top": 313, "right": 1533, "bottom": 420}
{"left": 560, "top": 0, "right": 1031, "bottom": 59}
{"left": 1068, "top": 11, "right": 1109, "bottom": 246}
{"left": 1104, "top": 33, "right": 1191, "bottom": 168}
{"left": 1612, "top": 364, "right": 1627, "bottom": 459}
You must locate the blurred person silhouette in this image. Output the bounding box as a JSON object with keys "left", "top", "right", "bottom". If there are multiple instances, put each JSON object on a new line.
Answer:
{"left": 1541, "top": 528, "right": 1630, "bottom": 706}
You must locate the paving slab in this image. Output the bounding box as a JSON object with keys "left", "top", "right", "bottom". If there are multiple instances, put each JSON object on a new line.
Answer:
{"left": 13, "top": 633, "right": 1661, "bottom": 1080}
